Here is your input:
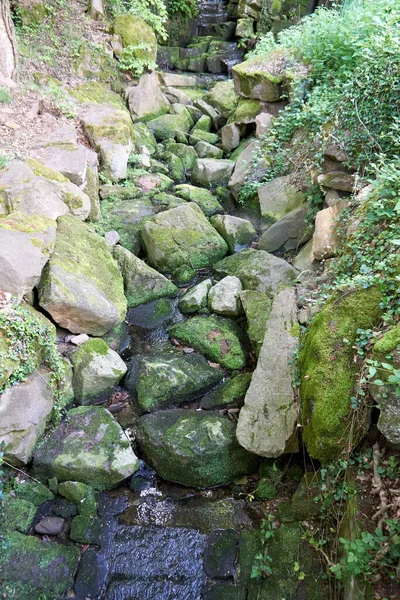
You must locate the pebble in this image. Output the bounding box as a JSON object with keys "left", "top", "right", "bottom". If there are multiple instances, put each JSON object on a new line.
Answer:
{"left": 34, "top": 516, "right": 65, "bottom": 535}
{"left": 104, "top": 230, "right": 121, "bottom": 246}
{"left": 70, "top": 333, "right": 89, "bottom": 346}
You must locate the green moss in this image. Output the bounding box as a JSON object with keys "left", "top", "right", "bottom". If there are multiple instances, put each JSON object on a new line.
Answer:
{"left": 14, "top": 480, "right": 54, "bottom": 506}
{"left": 113, "top": 14, "right": 157, "bottom": 62}
{"left": 300, "top": 287, "right": 382, "bottom": 461}
{"left": 1, "top": 497, "right": 37, "bottom": 534}
{"left": 26, "top": 157, "right": 69, "bottom": 183}
{"left": 228, "top": 99, "right": 265, "bottom": 124}
{"left": 69, "top": 81, "right": 125, "bottom": 109}
{"left": 373, "top": 325, "right": 400, "bottom": 356}
{"left": 0, "top": 211, "right": 54, "bottom": 235}
{"left": 200, "top": 373, "right": 252, "bottom": 409}
{"left": 85, "top": 112, "right": 134, "bottom": 146}
{"left": 290, "top": 322, "right": 301, "bottom": 338}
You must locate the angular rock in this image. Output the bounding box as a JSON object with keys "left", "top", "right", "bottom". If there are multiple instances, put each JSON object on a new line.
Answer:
{"left": 299, "top": 287, "right": 382, "bottom": 460}
{"left": 0, "top": 369, "right": 54, "bottom": 466}
{"left": 257, "top": 174, "right": 306, "bottom": 231}
{"left": 113, "top": 245, "right": 178, "bottom": 308}
{"left": 34, "top": 406, "right": 139, "bottom": 489}
{"left": 228, "top": 139, "right": 263, "bottom": 200}
{"left": 159, "top": 73, "right": 197, "bottom": 87}
{"left": 71, "top": 338, "right": 127, "bottom": 405}
{"left": 258, "top": 205, "right": 312, "bottom": 253}
{"left": 195, "top": 140, "right": 223, "bottom": 160}
{"left": 81, "top": 103, "right": 134, "bottom": 181}
{"left": 169, "top": 315, "right": 249, "bottom": 370}
{"left": 210, "top": 214, "right": 257, "bottom": 253}
{"left": 200, "top": 373, "right": 252, "bottom": 410}
{"left": 127, "top": 72, "right": 170, "bottom": 121}
{"left": 189, "top": 129, "right": 219, "bottom": 146}
{"left": 240, "top": 290, "right": 272, "bottom": 357}
{"left": 204, "top": 529, "right": 237, "bottom": 579}
{"left": 209, "top": 276, "right": 243, "bottom": 317}
{"left": 255, "top": 112, "right": 273, "bottom": 138}
{"left": 192, "top": 158, "right": 235, "bottom": 187}
{"left": 237, "top": 287, "right": 299, "bottom": 457}
{"left": 293, "top": 239, "right": 318, "bottom": 272}
{"left": 203, "top": 80, "right": 238, "bottom": 116}
{"left": 317, "top": 171, "right": 355, "bottom": 192}
{"left": 195, "top": 114, "right": 212, "bottom": 132}
{"left": 214, "top": 248, "right": 297, "bottom": 297}
{"left": 147, "top": 111, "right": 192, "bottom": 142}
{"left": 137, "top": 410, "right": 259, "bottom": 488}
{"left": 32, "top": 142, "right": 88, "bottom": 186}
{"left": 221, "top": 123, "right": 241, "bottom": 152}
{"left": 132, "top": 122, "right": 157, "bottom": 154}
{"left": 178, "top": 279, "right": 212, "bottom": 314}
{"left": 142, "top": 203, "right": 227, "bottom": 282}
{"left": 174, "top": 184, "right": 223, "bottom": 217}
{"left": 162, "top": 86, "right": 191, "bottom": 105}
{"left": 132, "top": 353, "right": 223, "bottom": 414}
{"left": 0, "top": 211, "right": 56, "bottom": 297}
{"left": 312, "top": 200, "right": 348, "bottom": 260}
{"left": 166, "top": 142, "right": 197, "bottom": 170}
{"left": 38, "top": 215, "right": 127, "bottom": 336}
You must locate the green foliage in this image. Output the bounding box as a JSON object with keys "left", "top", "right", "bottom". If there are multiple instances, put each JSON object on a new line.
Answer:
{"left": 251, "top": 514, "right": 276, "bottom": 578}
{"left": 0, "top": 155, "right": 10, "bottom": 170}
{"left": 0, "top": 87, "right": 12, "bottom": 104}
{"left": 167, "top": 0, "right": 198, "bottom": 19}
{"left": 106, "top": 0, "right": 168, "bottom": 40}
{"left": 118, "top": 43, "right": 157, "bottom": 76}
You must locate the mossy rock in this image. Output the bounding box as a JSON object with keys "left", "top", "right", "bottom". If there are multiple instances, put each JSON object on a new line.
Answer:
{"left": 152, "top": 192, "right": 186, "bottom": 211}
{"left": 169, "top": 315, "right": 249, "bottom": 370}
{"left": 174, "top": 184, "right": 223, "bottom": 217}
{"left": 137, "top": 410, "right": 259, "bottom": 488}
{"left": 203, "top": 80, "right": 238, "bottom": 116}
{"left": 300, "top": 287, "right": 382, "bottom": 461}
{"left": 113, "top": 14, "right": 157, "bottom": 62}
{"left": 240, "top": 290, "right": 273, "bottom": 357}
{"left": 200, "top": 373, "right": 252, "bottom": 409}
{"left": 189, "top": 129, "right": 219, "bottom": 145}
{"left": 291, "top": 472, "right": 322, "bottom": 520}
{"left": 0, "top": 531, "right": 80, "bottom": 600}
{"left": 165, "top": 142, "right": 198, "bottom": 170}
{"left": 69, "top": 81, "right": 126, "bottom": 110}
{"left": 14, "top": 479, "right": 54, "bottom": 506}
{"left": 1, "top": 497, "right": 37, "bottom": 534}
{"left": 228, "top": 98, "right": 265, "bottom": 125}
{"left": 58, "top": 481, "right": 97, "bottom": 518}
{"left": 132, "top": 122, "right": 157, "bottom": 154}
{"left": 147, "top": 112, "right": 192, "bottom": 142}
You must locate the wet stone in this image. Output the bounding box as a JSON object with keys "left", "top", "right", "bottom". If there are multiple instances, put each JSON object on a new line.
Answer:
{"left": 130, "top": 460, "right": 157, "bottom": 492}
{"left": 204, "top": 529, "right": 237, "bottom": 579}
{"left": 34, "top": 516, "right": 65, "bottom": 535}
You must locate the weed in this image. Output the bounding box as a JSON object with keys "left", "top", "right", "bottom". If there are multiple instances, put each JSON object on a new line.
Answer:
{"left": 0, "top": 88, "right": 12, "bottom": 104}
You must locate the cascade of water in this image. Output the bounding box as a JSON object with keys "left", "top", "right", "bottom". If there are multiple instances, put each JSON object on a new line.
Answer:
{"left": 194, "top": 0, "right": 229, "bottom": 36}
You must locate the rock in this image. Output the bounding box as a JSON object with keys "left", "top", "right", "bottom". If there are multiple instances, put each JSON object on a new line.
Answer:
{"left": 178, "top": 279, "right": 212, "bottom": 313}
{"left": 32, "top": 142, "right": 88, "bottom": 186}
{"left": 137, "top": 410, "right": 259, "bottom": 488}
{"left": 0, "top": 369, "right": 54, "bottom": 466}
{"left": 0, "top": 159, "right": 91, "bottom": 221}
{"left": 0, "top": 212, "right": 56, "bottom": 298}
{"left": 89, "top": 0, "right": 104, "bottom": 20}
{"left": 228, "top": 139, "right": 263, "bottom": 200}
{"left": 81, "top": 103, "right": 134, "bottom": 181}
{"left": 214, "top": 248, "right": 297, "bottom": 297}
{"left": 317, "top": 171, "right": 355, "bottom": 192}
{"left": 34, "top": 406, "right": 139, "bottom": 489}
{"left": 257, "top": 174, "right": 306, "bottom": 231}
{"left": 132, "top": 353, "right": 223, "bottom": 414}
{"left": 159, "top": 72, "right": 197, "bottom": 87}
{"left": 100, "top": 192, "right": 155, "bottom": 255}
{"left": 237, "top": 287, "right": 299, "bottom": 457}
{"left": 166, "top": 142, "right": 197, "bottom": 170}
{"left": 371, "top": 326, "right": 400, "bottom": 445}
{"left": 195, "top": 114, "right": 212, "bottom": 132}
{"left": 311, "top": 200, "right": 348, "bottom": 260}
{"left": 189, "top": 129, "right": 219, "bottom": 146}
{"left": 142, "top": 203, "right": 227, "bottom": 282}
{"left": 300, "top": 287, "right": 382, "bottom": 461}
{"left": 38, "top": 215, "right": 127, "bottom": 336}
{"left": 204, "top": 529, "right": 237, "bottom": 579}
{"left": 0, "top": 531, "right": 80, "bottom": 600}
{"left": 236, "top": 17, "right": 254, "bottom": 39}
{"left": 162, "top": 86, "right": 191, "bottom": 105}
{"left": 2, "top": 497, "right": 37, "bottom": 534}
{"left": 293, "top": 239, "right": 318, "bottom": 272}
{"left": 58, "top": 481, "right": 97, "bottom": 517}
{"left": 71, "top": 338, "right": 127, "bottom": 405}
{"left": 113, "top": 14, "right": 157, "bottom": 62}
{"left": 291, "top": 473, "right": 322, "bottom": 521}
{"left": 240, "top": 290, "right": 272, "bottom": 357}
{"left": 255, "top": 112, "right": 274, "bottom": 137}
{"left": 195, "top": 140, "right": 224, "bottom": 160}
{"left": 228, "top": 98, "right": 268, "bottom": 126}
{"left": 70, "top": 333, "right": 89, "bottom": 346}
{"left": 258, "top": 205, "right": 312, "bottom": 253}
{"left": 169, "top": 315, "right": 249, "bottom": 370}
{"left": 192, "top": 158, "right": 235, "bottom": 187}
{"left": 203, "top": 80, "right": 238, "bottom": 117}
{"left": 132, "top": 122, "right": 157, "bottom": 154}
{"left": 35, "top": 516, "right": 65, "bottom": 535}
{"left": 156, "top": 151, "right": 185, "bottom": 182}
{"left": 174, "top": 184, "right": 223, "bottom": 217}
{"left": 104, "top": 230, "right": 120, "bottom": 246}
{"left": 200, "top": 373, "right": 252, "bottom": 410}
{"left": 113, "top": 245, "right": 178, "bottom": 308}
{"left": 209, "top": 276, "right": 243, "bottom": 316}
{"left": 152, "top": 192, "right": 186, "bottom": 212}
{"left": 127, "top": 72, "right": 170, "bottom": 121}
{"left": 232, "top": 49, "right": 307, "bottom": 102}
{"left": 221, "top": 123, "right": 241, "bottom": 152}
{"left": 210, "top": 214, "right": 257, "bottom": 253}
{"left": 147, "top": 111, "right": 192, "bottom": 142}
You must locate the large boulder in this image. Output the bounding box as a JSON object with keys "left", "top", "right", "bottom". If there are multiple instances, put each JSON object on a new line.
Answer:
{"left": 127, "top": 72, "right": 170, "bottom": 122}
{"left": 129, "top": 353, "right": 223, "bottom": 414}
{"left": 137, "top": 410, "right": 259, "bottom": 488}
{"left": 71, "top": 338, "right": 127, "bottom": 405}
{"left": 236, "top": 287, "right": 299, "bottom": 457}
{"left": 147, "top": 111, "right": 192, "bottom": 142}
{"left": 0, "top": 370, "right": 54, "bottom": 466}
{"left": 258, "top": 205, "right": 312, "bottom": 253}
{"left": 257, "top": 174, "right": 306, "bottom": 231}
{"left": 142, "top": 203, "right": 228, "bottom": 282}
{"left": 214, "top": 248, "right": 297, "bottom": 297}
{"left": 81, "top": 103, "right": 134, "bottom": 181}
{"left": 113, "top": 245, "right": 178, "bottom": 308}
{"left": 299, "top": 288, "right": 382, "bottom": 461}
{"left": 210, "top": 214, "right": 257, "bottom": 253}
{"left": 169, "top": 315, "right": 249, "bottom": 370}
{"left": 31, "top": 142, "right": 88, "bottom": 186}
{"left": 311, "top": 200, "right": 348, "bottom": 260}
{"left": 34, "top": 406, "right": 139, "bottom": 489}
{"left": 0, "top": 159, "right": 91, "bottom": 221}
{"left": 192, "top": 159, "right": 235, "bottom": 188}
{"left": 113, "top": 14, "right": 157, "bottom": 63}
{"left": 38, "top": 215, "right": 127, "bottom": 336}
{"left": 0, "top": 211, "right": 56, "bottom": 297}
{"left": 203, "top": 80, "right": 238, "bottom": 116}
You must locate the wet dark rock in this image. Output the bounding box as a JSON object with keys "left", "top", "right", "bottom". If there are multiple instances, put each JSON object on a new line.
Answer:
{"left": 204, "top": 529, "right": 237, "bottom": 579}
{"left": 130, "top": 460, "right": 157, "bottom": 492}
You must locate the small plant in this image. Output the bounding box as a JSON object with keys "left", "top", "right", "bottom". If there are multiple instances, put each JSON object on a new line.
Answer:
{"left": 0, "top": 155, "right": 10, "bottom": 170}
{"left": 167, "top": 0, "right": 198, "bottom": 19}
{"left": 251, "top": 514, "right": 277, "bottom": 579}
{"left": 118, "top": 43, "right": 157, "bottom": 77}
{"left": 0, "top": 87, "right": 12, "bottom": 104}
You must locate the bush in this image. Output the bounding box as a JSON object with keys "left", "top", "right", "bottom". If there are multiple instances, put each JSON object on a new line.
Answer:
{"left": 105, "top": 0, "right": 168, "bottom": 40}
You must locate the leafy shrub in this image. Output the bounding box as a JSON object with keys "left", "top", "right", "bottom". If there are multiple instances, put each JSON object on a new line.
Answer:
{"left": 105, "top": 0, "right": 169, "bottom": 40}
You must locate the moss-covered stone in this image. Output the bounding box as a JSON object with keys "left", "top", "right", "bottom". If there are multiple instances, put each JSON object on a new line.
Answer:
{"left": 174, "top": 184, "right": 223, "bottom": 217}
{"left": 291, "top": 472, "right": 322, "bottom": 520}
{"left": 69, "top": 81, "right": 126, "bottom": 109}
{"left": 157, "top": 151, "right": 185, "bottom": 182}
{"left": 300, "top": 287, "right": 382, "bottom": 461}
{"left": 152, "top": 192, "right": 186, "bottom": 211}
{"left": 210, "top": 214, "right": 257, "bottom": 254}
{"left": 200, "top": 373, "right": 252, "bottom": 409}
{"left": 132, "top": 122, "right": 157, "bottom": 154}
{"left": 169, "top": 315, "right": 249, "bottom": 370}
{"left": 228, "top": 98, "right": 265, "bottom": 125}
{"left": 195, "top": 114, "right": 212, "bottom": 132}
{"left": 147, "top": 112, "right": 192, "bottom": 142}
{"left": 166, "top": 142, "right": 198, "bottom": 170}
{"left": 14, "top": 480, "right": 54, "bottom": 506}
{"left": 58, "top": 481, "right": 97, "bottom": 518}
{"left": 26, "top": 157, "right": 69, "bottom": 183}
{"left": 38, "top": 215, "right": 127, "bottom": 336}
{"left": 189, "top": 129, "right": 219, "bottom": 145}
{"left": 113, "top": 14, "right": 157, "bottom": 63}
{"left": 138, "top": 410, "right": 259, "bottom": 488}
{"left": 240, "top": 290, "right": 273, "bottom": 356}
{"left": 1, "top": 497, "right": 37, "bottom": 534}
{"left": 203, "top": 80, "right": 238, "bottom": 116}
{"left": 69, "top": 514, "right": 101, "bottom": 544}
{"left": 17, "top": 0, "right": 48, "bottom": 28}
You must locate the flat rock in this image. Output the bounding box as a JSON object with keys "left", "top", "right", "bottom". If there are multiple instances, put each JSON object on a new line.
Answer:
{"left": 237, "top": 287, "right": 299, "bottom": 457}
{"left": 174, "top": 184, "right": 223, "bottom": 217}
{"left": 257, "top": 174, "right": 305, "bottom": 231}
{"left": 34, "top": 406, "right": 139, "bottom": 489}
{"left": 317, "top": 171, "right": 355, "bottom": 192}
{"left": 35, "top": 516, "right": 65, "bottom": 535}
{"left": 192, "top": 158, "right": 235, "bottom": 187}
{"left": 32, "top": 143, "right": 88, "bottom": 186}
{"left": 312, "top": 200, "right": 348, "bottom": 260}
{"left": 258, "top": 205, "right": 312, "bottom": 253}
{"left": 38, "top": 215, "right": 127, "bottom": 336}
{"left": 178, "top": 278, "right": 212, "bottom": 313}
{"left": 209, "top": 276, "right": 243, "bottom": 316}
{"left": 200, "top": 373, "right": 252, "bottom": 410}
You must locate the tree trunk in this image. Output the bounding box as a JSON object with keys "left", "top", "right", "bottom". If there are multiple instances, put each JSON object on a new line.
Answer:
{"left": 0, "top": 0, "right": 18, "bottom": 86}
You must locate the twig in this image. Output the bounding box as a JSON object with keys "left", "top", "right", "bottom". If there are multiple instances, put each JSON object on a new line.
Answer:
{"left": 372, "top": 442, "right": 389, "bottom": 530}
{"left": 2, "top": 460, "right": 42, "bottom": 484}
